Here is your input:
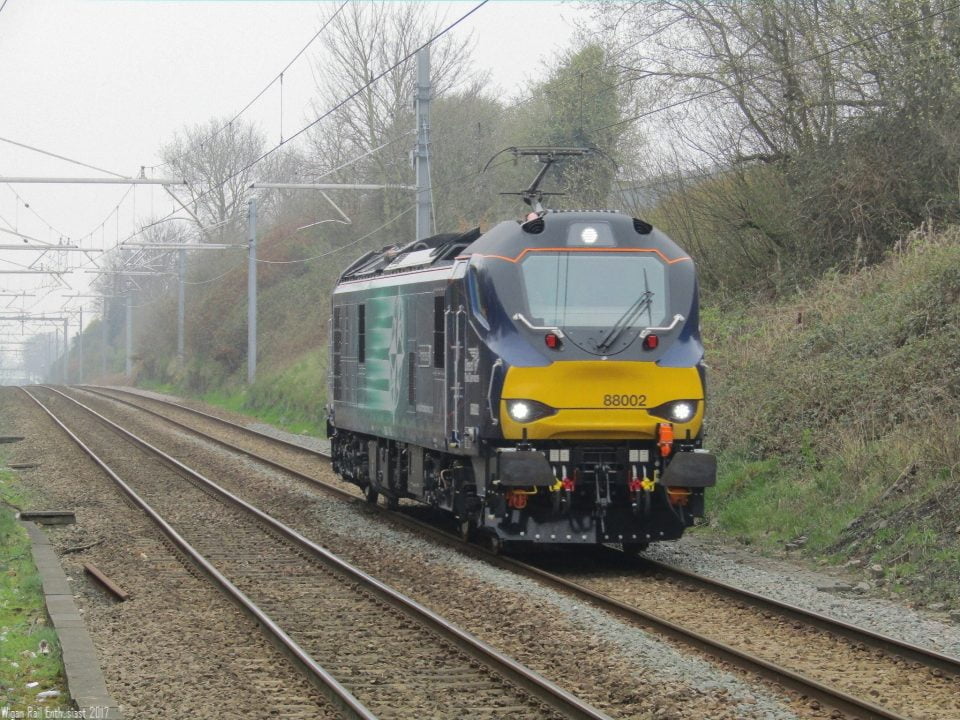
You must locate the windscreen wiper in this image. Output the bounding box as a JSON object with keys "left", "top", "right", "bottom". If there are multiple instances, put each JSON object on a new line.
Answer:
{"left": 596, "top": 290, "right": 654, "bottom": 352}
{"left": 596, "top": 268, "right": 656, "bottom": 352}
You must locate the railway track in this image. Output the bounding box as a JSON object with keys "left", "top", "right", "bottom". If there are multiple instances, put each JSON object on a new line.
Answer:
{"left": 24, "top": 385, "right": 610, "bottom": 720}
{"left": 78, "top": 384, "right": 960, "bottom": 720}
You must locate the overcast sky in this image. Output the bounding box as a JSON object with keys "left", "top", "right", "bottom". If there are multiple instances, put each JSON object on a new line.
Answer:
{"left": 0, "top": 0, "right": 592, "bottom": 348}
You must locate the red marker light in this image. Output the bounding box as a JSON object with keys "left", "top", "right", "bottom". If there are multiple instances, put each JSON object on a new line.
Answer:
{"left": 643, "top": 334, "right": 659, "bottom": 350}
{"left": 545, "top": 333, "right": 560, "bottom": 349}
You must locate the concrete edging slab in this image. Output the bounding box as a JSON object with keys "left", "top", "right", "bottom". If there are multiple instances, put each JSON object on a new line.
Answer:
{"left": 21, "top": 520, "right": 123, "bottom": 720}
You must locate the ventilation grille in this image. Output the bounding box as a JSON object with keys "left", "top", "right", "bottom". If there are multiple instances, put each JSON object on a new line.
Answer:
{"left": 521, "top": 217, "right": 545, "bottom": 234}
{"left": 633, "top": 218, "right": 654, "bottom": 235}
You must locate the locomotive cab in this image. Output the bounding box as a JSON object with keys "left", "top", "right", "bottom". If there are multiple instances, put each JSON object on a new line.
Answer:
{"left": 454, "top": 211, "right": 716, "bottom": 547}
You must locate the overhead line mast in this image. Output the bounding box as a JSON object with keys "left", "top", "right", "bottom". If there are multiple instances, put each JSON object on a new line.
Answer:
{"left": 414, "top": 47, "right": 432, "bottom": 240}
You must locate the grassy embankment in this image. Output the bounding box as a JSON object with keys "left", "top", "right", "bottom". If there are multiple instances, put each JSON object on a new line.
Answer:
{"left": 139, "top": 350, "right": 328, "bottom": 437}
{"left": 701, "top": 227, "right": 960, "bottom": 602}
{"left": 116, "top": 219, "right": 343, "bottom": 437}
{"left": 0, "top": 457, "right": 70, "bottom": 711}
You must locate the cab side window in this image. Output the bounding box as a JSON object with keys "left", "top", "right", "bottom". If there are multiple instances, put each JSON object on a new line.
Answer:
{"left": 467, "top": 266, "right": 490, "bottom": 329}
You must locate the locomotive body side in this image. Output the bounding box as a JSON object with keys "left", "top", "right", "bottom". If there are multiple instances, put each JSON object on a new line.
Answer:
{"left": 330, "top": 266, "right": 455, "bottom": 450}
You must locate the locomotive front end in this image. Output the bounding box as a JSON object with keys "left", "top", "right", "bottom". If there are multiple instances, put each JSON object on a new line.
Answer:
{"left": 466, "top": 211, "right": 715, "bottom": 549}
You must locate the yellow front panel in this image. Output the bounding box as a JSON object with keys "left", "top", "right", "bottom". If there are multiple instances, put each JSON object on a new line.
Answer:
{"left": 500, "top": 361, "right": 704, "bottom": 440}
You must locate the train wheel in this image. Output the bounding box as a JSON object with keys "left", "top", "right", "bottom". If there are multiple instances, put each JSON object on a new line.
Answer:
{"left": 457, "top": 517, "right": 473, "bottom": 542}
{"left": 621, "top": 541, "right": 649, "bottom": 556}
{"left": 488, "top": 533, "right": 503, "bottom": 555}
{"left": 386, "top": 494, "right": 399, "bottom": 511}
{"left": 364, "top": 485, "right": 379, "bottom": 505}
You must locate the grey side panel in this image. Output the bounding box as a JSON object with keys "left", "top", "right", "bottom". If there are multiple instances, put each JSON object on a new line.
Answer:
{"left": 332, "top": 277, "right": 469, "bottom": 454}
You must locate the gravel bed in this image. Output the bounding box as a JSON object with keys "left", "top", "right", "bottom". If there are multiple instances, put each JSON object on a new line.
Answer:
{"left": 109, "top": 385, "right": 960, "bottom": 658}
{"left": 1, "top": 388, "right": 338, "bottom": 719}
{"left": 543, "top": 555, "right": 960, "bottom": 719}
{"left": 645, "top": 536, "right": 960, "bottom": 658}
{"left": 88, "top": 384, "right": 960, "bottom": 714}
{"left": 246, "top": 423, "right": 330, "bottom": 454}
{"left": 72, "top": 388, "right": 805, "bottom": 720}
{"left": 302, "top": 501, "right": 802, "bottom": 720}
{"left": 102, "top": 385, "right": 331, "bottom": 454}
{"left": 43, "top": 388, "right": 561, "bottom": 720}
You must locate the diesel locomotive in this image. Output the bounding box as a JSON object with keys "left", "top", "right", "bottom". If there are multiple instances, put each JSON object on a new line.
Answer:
{"left": 327, "top": 151, "right": 716, "bottom": 551}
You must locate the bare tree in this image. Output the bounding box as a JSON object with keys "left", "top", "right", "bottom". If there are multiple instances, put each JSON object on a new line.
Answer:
{"left": 161, "top": 118, "right": 273, "bottom": 237}
{"left": 589, "top": 0, "right": 960, "bottom": 292}
{"left": 306, "top": 2, "right": 478, "bottom": 223}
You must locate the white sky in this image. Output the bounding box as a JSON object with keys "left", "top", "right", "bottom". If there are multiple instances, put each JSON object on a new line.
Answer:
{"left": 0, "top": 0, "right": 593, "bottom": 353}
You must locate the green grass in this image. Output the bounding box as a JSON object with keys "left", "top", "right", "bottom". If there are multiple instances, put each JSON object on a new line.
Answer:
{"left": 699, "top": 227, "right": 960, "bottom": 602}
{"left": 139, "top": 351, "right": 328, "bottom": 437}
{"left": 709, "top": 448, "right": 884, "bottom": 551}
{"left": 136, "top": 379, "right": 176, "bottom": 394}
{"left": 199, "top": 388, "right": 325, "bottom": 437}
{"left": 0, "top": 460, "right": 70, "bottom": 712}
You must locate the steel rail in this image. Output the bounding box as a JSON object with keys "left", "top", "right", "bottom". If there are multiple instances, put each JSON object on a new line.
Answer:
{"left": 636, "top": 553, "right": 960, "bottom": 677}
{"left": 99, "top": 385, "right": 960, "bottom": 670}
{"left": 33, "top": 385, "right": 612, "bottom": 720}
{"left": 75, "top": 385, "right": 960, "bottom": 720}
{"left": 85, "top": 384, "right": 332, "bottom": 459}
{"left": 80, "top": 387, "right": 960, "bottom": 675}
{"left": 78, "top": 386, "right": 341, "bottom": 489}
{"left": 20, "top": 386, "right": 377, "bottom": 720}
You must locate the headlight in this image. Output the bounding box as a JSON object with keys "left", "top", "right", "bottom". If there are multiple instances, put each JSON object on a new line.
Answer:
{"left": 506, "top": 399, "right": 557, "bottom": 423}
{"left": 510, "top": 401, "right": 531, "bottom": 421}
{"left": 649, "top": 400, "right": 698, "bottom": 423}
{"left": 671, "top": 402, "right": 694, "bottom": 421}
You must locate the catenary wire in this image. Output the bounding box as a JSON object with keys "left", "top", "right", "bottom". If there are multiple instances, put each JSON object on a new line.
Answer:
{"left": 0, "top": 135, "right": 128, "bottom": 179}
{"left": 308, "top": 131, "right": 416, "bottom": 182}
{"left": 182, "top": 261, "right": 246, "bottom": 286}
{"left": 255, "top": 205, "right": 415, "bottom": 265}
{"left": 57, "top": 2, "right": 350, "bottom": 257}
{"left": 4, "top": 184, "right": 68, "bottom": 239}
{"left": 89, "top": 0, "right": 489, "bottom": 259}
{"left": 233, "top": 1, "right": 490, "bottom": 180}
{"left": 146, "top": 1, "right": 349, "bottom": 172}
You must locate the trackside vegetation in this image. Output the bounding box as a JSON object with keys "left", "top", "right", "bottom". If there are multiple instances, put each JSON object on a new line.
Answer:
{"left": 0, "top": 460, "right": 70, "bottom": 712}
{"left": 140, "top": 350, "right": 328, "bottom": 436}
{"left": 702, "top": 227, "right": 960, "bottom": 602}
